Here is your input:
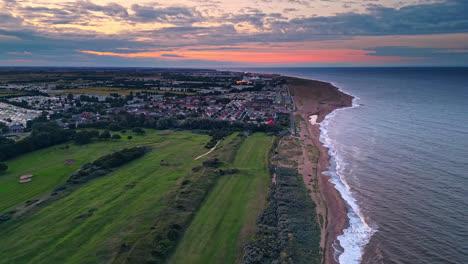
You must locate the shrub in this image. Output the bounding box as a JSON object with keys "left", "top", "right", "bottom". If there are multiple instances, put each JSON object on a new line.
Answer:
{"left": 112, "top": 134, "right": 122, "bottom": 140}
{"left": 99, "top": 130, "right": 111, "bottom": 140}
{"left": 0, "top": 162, "right": 7, "bottom": 172}
{"left": 74, "top": 131, "right": 92, "bottom": 145}
{"left": 132, "top": 127, "right": 145, "bottom": 134}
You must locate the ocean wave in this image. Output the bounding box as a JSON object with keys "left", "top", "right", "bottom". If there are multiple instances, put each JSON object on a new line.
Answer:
{"left": 318, "top": 84, "right": 375, "bottom": 264}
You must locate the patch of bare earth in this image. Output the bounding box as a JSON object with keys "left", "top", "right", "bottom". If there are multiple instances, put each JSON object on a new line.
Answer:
{"left": 19, "top": 174, "right": 33, "bottom": 183}
{"left": 65, "top": 159, "right": 76, "bottom": 165}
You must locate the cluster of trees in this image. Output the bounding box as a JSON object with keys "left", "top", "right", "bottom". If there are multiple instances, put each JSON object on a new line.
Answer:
{"left": 243, "top": 167, "right": 321, "bottom": 264}
{"left": 74, "top": 130, "right": 125, "bottom": 145}
{"left": 74, "top": 130, "right": 99, "bottom": 145}
{"left": 78, "top": 95, "right": 99, "bottom": 102}
{"left": 0, "top": 121, "right": 75, "bottom": 161}
{"left": 57, "top": 147, "right": 147, "bottom": 190}
{"left": 91, "top": 147, "right": 147, "bottom": 171}
{"left": 4, "top": 99, "right": 29, "bottom": 109}
{"left": 276, "top": 113, "right": 291, "bottom": 129}
{"left": 77, "top": 107, "right": 283, "bottom": 137}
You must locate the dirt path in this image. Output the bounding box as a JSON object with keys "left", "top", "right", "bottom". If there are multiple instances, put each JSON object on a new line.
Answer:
{"left": 194, "top": 141, "right": 220, "bottom": 160}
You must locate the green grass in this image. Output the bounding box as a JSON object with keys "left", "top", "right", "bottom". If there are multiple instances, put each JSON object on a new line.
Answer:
{"left": 0, "top": 131, "right": 274, "bottom": 264}
{"left": 0, "top": 129, "right": 205, "bottom": 214}
{"left": 0, "top": 130, "right": 211, "bottom": 264}
{"left": 169, "top": 133, "right": 273, "bottom": 264}
{"left": 0, "top": 90, "right": 27, "bottom": 97}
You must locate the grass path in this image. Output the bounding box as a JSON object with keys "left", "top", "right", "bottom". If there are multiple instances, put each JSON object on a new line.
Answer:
{"left": 195, "top": 140, "right": 220, "bottom": 160}
{"left": 169, "top": 133, "right": 273, "bottom": 264}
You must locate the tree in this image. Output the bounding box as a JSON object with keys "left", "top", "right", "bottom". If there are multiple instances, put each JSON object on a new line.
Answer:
{"left": 132, "top": 127, "right": 145, "bottom": 134}
{"left": 99, "top": 130, "right": 111, "bottom": 140}
{"left": 68, "top": 123, "right": 76, "bottom": 129}
{"left": 0, "top": 162, "right": 7, "bottom": 172}
{"left": 75, "top": 131, "right": 92, "bottom": 145}
{"left": 88, "top": 130, "right": 100, "bottom": 138}
{"left": 112, "top": 134, "right": 121, "bottom": 140}
{"left": 127, "top": 135, "right": 133, "bottom": 141}
{"left": 108, "top": 122, "right": 121, "bottom": 131}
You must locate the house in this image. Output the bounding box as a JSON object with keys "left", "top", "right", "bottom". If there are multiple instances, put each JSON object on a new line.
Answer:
{"left": 9, "top": 125, "right": 24, "bottom": 133}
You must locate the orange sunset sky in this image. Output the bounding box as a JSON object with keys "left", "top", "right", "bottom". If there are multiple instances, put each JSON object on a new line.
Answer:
{"left": 1, "top": 0, "right": 467, "bottom": 67}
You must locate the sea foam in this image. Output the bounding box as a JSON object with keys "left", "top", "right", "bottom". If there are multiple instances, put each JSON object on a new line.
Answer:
{"left": 318, "top": 82, "right": 375, "bottom": 264}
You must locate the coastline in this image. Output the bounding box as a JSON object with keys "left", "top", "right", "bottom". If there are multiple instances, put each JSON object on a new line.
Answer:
{"left": 287, "top": 77, "right": 353, "bottom": 264}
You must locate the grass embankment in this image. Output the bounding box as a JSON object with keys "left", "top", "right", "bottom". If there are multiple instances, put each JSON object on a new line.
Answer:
{"left": 0, "top": 130, "right": 211, "bottom": 264}
{"left": 0, "top": 129, "right": 178, "bottom": 213}
{"left": 169, "top": 133, "right": 273, "bottom": 264}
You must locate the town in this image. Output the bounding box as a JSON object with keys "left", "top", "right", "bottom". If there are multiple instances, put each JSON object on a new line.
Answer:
{"left": 0, "top": 68, "right": 294, "bottom": 136}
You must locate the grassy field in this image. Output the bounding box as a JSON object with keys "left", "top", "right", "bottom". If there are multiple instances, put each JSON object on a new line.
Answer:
{"left": 0, "top": 130, "right": 205, "bottom": 214}
{"left": 0, "top": 130, "right": 213, "bottom": 264}
{"left": 0, "top": 131, "right": 274, "bottom": 264}
{"left": 0, "top": 90, "right": 27, "bottom": 97}
{"left": 169, "top": 133, "right": 273, "bottom": 264}
{"left": 51, "top": 87, "right": 196, "bottom": 96}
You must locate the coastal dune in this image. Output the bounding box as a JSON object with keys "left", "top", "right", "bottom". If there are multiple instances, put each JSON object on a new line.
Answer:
{"left": 288, "top": 77, "right": 353, "bottom": 264}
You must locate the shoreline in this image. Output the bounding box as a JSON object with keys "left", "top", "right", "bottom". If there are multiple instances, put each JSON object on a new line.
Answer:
{"left": 287, "top": 76, "right": 353, "bottom": 264}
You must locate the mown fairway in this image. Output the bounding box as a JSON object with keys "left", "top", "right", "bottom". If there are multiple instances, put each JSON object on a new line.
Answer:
{"left": 169, "top": 133, "right": 273, "bottom": 264}
{"left": 0, "top": 130, "right": 211, "bottom": 264}
{"left": 0, "top": 130, "right": 196, "bottom": 213}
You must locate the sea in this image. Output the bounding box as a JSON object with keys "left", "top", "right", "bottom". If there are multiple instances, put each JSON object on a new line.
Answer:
{"left": 230, "top": 67, "right": 468, "bottom": 264}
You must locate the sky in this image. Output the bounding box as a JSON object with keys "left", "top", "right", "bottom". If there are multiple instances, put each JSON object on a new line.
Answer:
{"left": 1, "top": 0, "right": 467, "bottom": 67}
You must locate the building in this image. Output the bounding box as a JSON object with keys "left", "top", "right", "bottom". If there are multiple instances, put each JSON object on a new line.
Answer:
{"left": 9, "top": 125, "right": 24, "bottom": 133}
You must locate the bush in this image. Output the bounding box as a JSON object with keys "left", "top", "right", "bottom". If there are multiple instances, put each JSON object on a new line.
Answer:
{"left": 132, "top": 127, "right": 145, "bottom": 134}
{"left": 74, "top": 131, "right": 92, "bottom": 145}
{"left": 0, "top": 162, "right": 7, "bottom": 172}
{"left": 108, "top": 122, "right": 121, "bottom": 131}
{"left": 202, "top": 158, "right": 223, "bottom": 168}
{"left": 99, "top": 130, "right": 111, "bottom": 140}
{"left": 112, "top": 134, "right": 122, "bottom": 140}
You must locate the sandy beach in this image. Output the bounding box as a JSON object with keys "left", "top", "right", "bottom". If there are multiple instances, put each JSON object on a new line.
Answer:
{"left": 288, "top": 77, "right": 353, "bottom": 264}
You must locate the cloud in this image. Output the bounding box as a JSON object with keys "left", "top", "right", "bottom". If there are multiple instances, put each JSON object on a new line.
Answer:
{"left": 1, "top": 0, "right": 468, "bottom": 66}
{"left": 130, "top": 4, "right": 201, "bottom": 24}
{"left": 78, "top": 1, "right": 129, "bottom": 18}
{"left": 162, "top": 53, "right": 184, "bottom": 57}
